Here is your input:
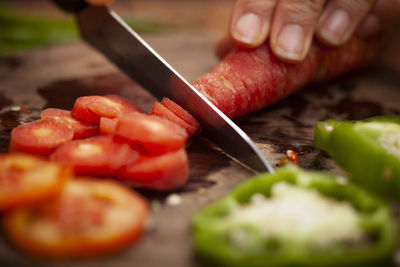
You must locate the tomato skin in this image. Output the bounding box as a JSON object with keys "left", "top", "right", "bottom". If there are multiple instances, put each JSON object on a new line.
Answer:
{"left": 10, "top": 119, "right": 74, "bottom": 156}
{"left": 150, "top": 102, "right": 197, "bottom": 137}
{"left": 2, "top": 178, "right": 149, "bottom": 259}
{"left": 71, "top": 95, "right": 142, "bottom": 123}
{"left": 41, "top": 108, "right": 99, "bottom": 139}
{"left": 120, "top": 148, "right": 189, "bottom": 191}
{"left": 99, "top": 117, "right": 118, "bottom": 135}
{"left": 50, "top": 135, "right": 140, "bottom": 177}
{"left": 0, "top": 153, "right": 71, "bottom": 211}
{"left": 115, "top": 112, "right": 187, "bottom": 153}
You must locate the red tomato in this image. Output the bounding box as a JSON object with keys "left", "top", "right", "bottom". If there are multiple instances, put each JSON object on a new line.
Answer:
{"left": 71, "top": 95, "right": 142, "bottom": 123}
{"left": 10, "top": 119, "right": 74, "bottom": 156}
{"left": 99, "top": 117, "right": 118, "bottom": 135}
{"left": 160, "top": 98, "right": 200, "bottom": 134}
{"left": 3, "top": 178, "right": 149, "bottom": 259}
{"left": 0, "top": 154, "right": 71, "bottom": 211}
{"left": 120, "top": 148, "right": 189, "bottom": 191}
{"left": 150, "top": 102, "right": 197, "bottom": 137}
{"left": 41, "top": 108, "right": 99, "bottom": 139}
{"left": 115, "top": 112, "right": 187, "bottom": 153}
{"left": 50, "top": 135, "right": 140, "bottom": 177}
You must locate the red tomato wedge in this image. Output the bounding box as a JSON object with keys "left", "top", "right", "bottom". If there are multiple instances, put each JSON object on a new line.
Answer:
{"left": 10, "top": 119, "right": 74, "bottom": 156}
{"left": 160, "top": 98, "right": 200, "bottom": 134}
{"left": 71, "top": 95, "right": 142, "bottom": 123}
{"left": 115, "top": 112, "right": 187, "bottom": 153}
{"left": 3, "top": 178, "right": 149, "bottom": 259}
{"left": 120, "top": 148, "right": 189, "bottom": 191}
{"left": 50, "top": 135, "right": 140, "bottom": 177}
{"left": 150, "top": 102, "right": 197, "bottom": 137}
{"left": 0, "top": 154, "right": 71, "bottom": 211}
{"left": 99, "top": 117, "right": 118, "bottom": 135}
{"left": 41, "top": 108, "right": 99, "bottom": 140}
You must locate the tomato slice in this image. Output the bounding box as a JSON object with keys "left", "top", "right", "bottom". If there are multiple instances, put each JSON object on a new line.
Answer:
{"left": 0, "top": 154, "right": 71, "bottom": 211}
{"left": 3, "top": 178, "right": 149, "bottom": 259}
{"left": 50, "top": 135, "right": 140, "bottom": 177}
{"left": 150, "top": 102, "right": 197, "bottom": 137}
{"left": 99, "top": 117, "right": 118, "bottom": 135}
{"left": 115, "top": 112, "right": 187, "bottom": 153}
{"left": 71, "top": 95, "right": 142, "bottom": 123}
{"left": 160, "top": 98, "right": 200, "bottom": 134}
{"left": 119, "top": 148, "right": 189, "bottom": 191}
{"left": 41, "top": 108, "right": 99, "bottom": 140}
{"left": 10, "top": 119, "right": 74, "bottom": 156}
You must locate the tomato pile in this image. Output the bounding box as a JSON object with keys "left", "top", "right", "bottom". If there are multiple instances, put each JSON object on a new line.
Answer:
{"left": 2, "top": 94, "right": 200, "bottom": 259}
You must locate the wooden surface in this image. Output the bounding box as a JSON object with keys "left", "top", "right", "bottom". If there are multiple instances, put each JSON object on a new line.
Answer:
{"left": 1, "top": 30, "right": 400, "bottom": 267}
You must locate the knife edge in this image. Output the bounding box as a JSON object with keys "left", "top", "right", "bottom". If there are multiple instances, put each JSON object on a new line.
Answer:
{"left": 76, "top": 6, "right": 274, "bottom": 173}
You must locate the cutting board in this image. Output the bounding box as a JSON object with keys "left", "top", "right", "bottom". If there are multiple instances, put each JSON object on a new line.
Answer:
{"left": 0, "top": 31, "right": 400, "bottom": 267}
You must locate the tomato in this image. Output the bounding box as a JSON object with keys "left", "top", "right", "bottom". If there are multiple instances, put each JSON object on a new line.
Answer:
{"left": 10, "top": 119, "right": 74, "bottom": 156}
{"left": 115, "top": 112, "right": 187, "bottom": 153}
{"left": 99, "top": 117, "right": 118, "bottom": 135}
{"left": 3, "top": 178, "right": 149, "bottom": 259}
{"left": 71, "top": 95, "right": 142, "bottom": 123}
{"left": 41, "top": 108, "right": 99, "bottom": 139}
{"left": 50, "top": 135, "right": 140, "bottom": 177}
{"left": 120, "top": 148, "right": 189, "bottom": 191}
{"left": 0, "top": 154, "right": 71, "bottom": 211}
{"left": 150, "top": 102, "right": 197, "bottom": 137}
{"left": 160, "top": 98, "right": 200, "bottom": 134}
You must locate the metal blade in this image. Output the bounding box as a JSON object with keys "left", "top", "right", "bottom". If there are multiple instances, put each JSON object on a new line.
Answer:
{"left": 76, "top": 6, "right": 274, "bottom": 173}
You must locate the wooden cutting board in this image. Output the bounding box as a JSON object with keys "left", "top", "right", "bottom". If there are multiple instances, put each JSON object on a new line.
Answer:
{"left": 0, "top": 31, "right": 400, "bottom": 267}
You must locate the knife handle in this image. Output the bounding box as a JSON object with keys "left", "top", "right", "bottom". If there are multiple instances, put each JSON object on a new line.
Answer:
{"left": 52, "top": 0, "right": 88, "bottom": 12}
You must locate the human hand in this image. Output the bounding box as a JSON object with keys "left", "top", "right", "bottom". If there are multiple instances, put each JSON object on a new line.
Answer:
{"left": 216, "top": 0, "right": 400, "bottom": 63}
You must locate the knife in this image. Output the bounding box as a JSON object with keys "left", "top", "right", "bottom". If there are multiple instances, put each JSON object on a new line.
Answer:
{"left": 52, "top": 0, "right": 274, "bottom": 173}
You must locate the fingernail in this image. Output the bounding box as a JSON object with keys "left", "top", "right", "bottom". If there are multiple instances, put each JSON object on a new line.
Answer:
{"left": 233, "top": 13, "right": 263, "bottom": 44}
{"left": 357, "top": 14, "right": 381, "bottom": 37}
{"left": 319, "top": 9, "right": 351, "bottom": 45}
{"left": 276, "top": 24, "right": 306, "bottom": 61}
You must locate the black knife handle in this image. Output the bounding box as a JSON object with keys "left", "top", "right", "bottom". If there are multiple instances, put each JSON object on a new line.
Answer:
{"left": 52, "top": 0, "right": 88, "bottom": 12}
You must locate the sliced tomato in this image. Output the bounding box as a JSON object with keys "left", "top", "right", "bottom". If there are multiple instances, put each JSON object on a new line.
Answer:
{"left": 160, "top": 98, "right": 201, "bottom": 134}
{"left": 3, "top": 178, "right": 149, "bottom": 259}
{"left": 50, "top": 135, "right": 140, "bottom": 177}
{"left": 115, "top": 112, "right": 187, "bottom": 153}
{"left": 99, "top": 117, "right": 118, "bottom": 135}
{"left": 0, "top": 154, "right": 71, "bottom": 211}
{"left": 71, "top": 95, "right": 142, "bottom": 123}
{"left": 41, "top": 108, "right": 99, "bottom": 140}
{"left": 119, "top": 148, "right": 189, "bottom": 191}
{"left": 10, "top": 119, "right": 74, "bottom": 156}
{"left": 150, "top": 102, "right": 197, "bottom": 137}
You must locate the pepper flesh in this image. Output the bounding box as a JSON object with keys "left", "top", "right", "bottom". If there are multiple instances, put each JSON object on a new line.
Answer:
{"left": 314, "top": 116, "right": 400, "bottom": 199}
{"left": 192, "top": 165, "right": 396, "bottom": 267}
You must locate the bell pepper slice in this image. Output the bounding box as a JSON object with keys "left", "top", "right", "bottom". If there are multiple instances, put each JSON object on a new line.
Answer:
{"left": 314, "top": 116, "right": 400, "bottom": 199}
{"left": 192, "top": 165, "right": 396, "bottom": 267}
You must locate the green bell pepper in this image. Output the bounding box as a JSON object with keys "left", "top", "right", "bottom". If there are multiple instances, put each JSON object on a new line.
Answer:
{"left": 192, "top": 165, "right": 396, "bottom": 267}
{"left": 314, "top": 116, "right": 400, "bottom": 199}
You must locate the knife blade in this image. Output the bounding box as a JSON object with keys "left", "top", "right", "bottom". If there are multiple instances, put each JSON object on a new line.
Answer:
{"left": 62, "top": 4, "right": 274, "bottom": 173}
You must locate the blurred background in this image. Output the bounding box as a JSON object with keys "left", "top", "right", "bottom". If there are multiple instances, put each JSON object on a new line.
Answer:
{"left": 0, "top": 0, "right": 234, "bottom": 57}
